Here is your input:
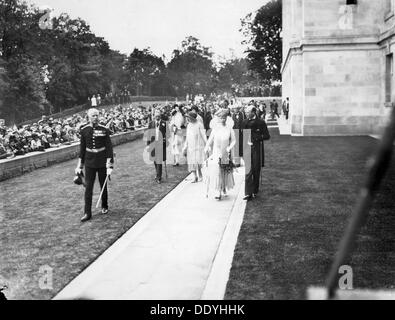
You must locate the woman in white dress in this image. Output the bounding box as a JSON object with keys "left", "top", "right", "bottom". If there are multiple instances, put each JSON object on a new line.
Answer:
{"left": 204, "top": 109, "right": 236, "bottom": 200}
{"left": 183, "top": 111, "right": 207, "bottom": 183}
{"left": 169, "top": 106, "right": 185, "bottom": 166}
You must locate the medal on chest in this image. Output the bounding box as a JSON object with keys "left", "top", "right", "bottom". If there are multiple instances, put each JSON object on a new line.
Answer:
{"left": 93, "top": 129, "right": 106, "bottom": 137}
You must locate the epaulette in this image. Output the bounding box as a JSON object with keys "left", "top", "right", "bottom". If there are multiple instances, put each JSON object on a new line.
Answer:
{"left": 79, "top": 123, "right": 91, "bottom": 132}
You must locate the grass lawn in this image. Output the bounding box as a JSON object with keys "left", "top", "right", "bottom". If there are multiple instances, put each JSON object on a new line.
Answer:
{"left": 225, "top": 128, "right": 395, "bottom": 300}
{"left": 0, "top": 138, "right": 188, "bottom": 300}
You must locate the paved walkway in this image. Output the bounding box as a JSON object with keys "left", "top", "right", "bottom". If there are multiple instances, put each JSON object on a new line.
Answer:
{"left": 54, "top": 166, "right": 247, "bottom": 300}
{"left": 277, "top": 116, "right": 291, "bottom": 135}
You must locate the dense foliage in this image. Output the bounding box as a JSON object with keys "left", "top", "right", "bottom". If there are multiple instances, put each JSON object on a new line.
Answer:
{"left": 0, "top": 0, "right": 282, "bottom": 124}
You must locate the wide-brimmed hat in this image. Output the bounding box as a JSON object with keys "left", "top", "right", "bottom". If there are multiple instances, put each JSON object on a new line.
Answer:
{"left": 215, "top": 109, "right": 229, "bottom": 118}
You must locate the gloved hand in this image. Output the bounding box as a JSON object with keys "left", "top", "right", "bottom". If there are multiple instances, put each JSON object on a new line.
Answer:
{"left": 106, "top": 168, "right": 113, "bottom": 176}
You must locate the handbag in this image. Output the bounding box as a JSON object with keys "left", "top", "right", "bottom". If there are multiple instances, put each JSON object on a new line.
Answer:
{"left": 219, "top": 152, "right": 235, "bottom": 173}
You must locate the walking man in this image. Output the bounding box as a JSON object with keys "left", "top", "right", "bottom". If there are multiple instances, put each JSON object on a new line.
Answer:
{"left": 232, "top": 104, "right": 245, "bottom": 167}
{"left": 241, "top": 105, "right": 270, "bottom": 201}
{"left": 147, "top": 109, "right": 167, "bottom": 184}
{"left": 75, "top": 108, "right": 114, "bottom": 222}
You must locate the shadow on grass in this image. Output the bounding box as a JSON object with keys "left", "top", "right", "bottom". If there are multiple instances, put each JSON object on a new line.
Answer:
{"left": 0, "top": 139, "right": 188, "bottom": 300}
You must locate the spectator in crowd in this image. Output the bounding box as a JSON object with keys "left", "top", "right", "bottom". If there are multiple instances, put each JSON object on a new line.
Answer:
{"left": 0, "top": 102, "right": 154, "bottom": 160}
{"left": 0, "top": 137, "right": 8, "bottom": 159}
{"left": 203, "top": 103, "right": 213, "bottom": 137}
{"left": 258, "top": 103, "right": 267, "bottom": 120}
{"left": 91, "top": 95, "right": 97, "bottom": 108}
{"left": 270, "top": 99, "right": 280, "bottom": 120}
{"left": 283, "top": 97, "right": 290, "bottom": 120}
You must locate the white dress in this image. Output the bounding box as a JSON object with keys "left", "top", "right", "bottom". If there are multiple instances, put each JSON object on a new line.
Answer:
{"left": 170, "top": 112, "right": 185, "bottom": 156}
{"left": 184, "top": 121, "right": 207, "bottom": 171}
{"left": 205, "top": 125, "right": 236, "bottom": 193}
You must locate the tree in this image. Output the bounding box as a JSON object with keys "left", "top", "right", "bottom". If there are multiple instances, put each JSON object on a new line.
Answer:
{"left": 167, "top": 36, "right": 217, "bottom": 98}
{"left": 0, "top": 0, "right": 131, "bottom": 122}
{"left": 100, "top": 50, "right": 127, "bottom": 96}
{"left": 241, "top": 0, "right": 282, "bottom": 84}
{"left": 125, "top": 48, "right": 165, "bottom": 96}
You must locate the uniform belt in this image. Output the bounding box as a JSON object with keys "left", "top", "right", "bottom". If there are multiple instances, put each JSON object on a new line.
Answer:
{"left": 86, "top": 147, "right": 105, "bottom": 153}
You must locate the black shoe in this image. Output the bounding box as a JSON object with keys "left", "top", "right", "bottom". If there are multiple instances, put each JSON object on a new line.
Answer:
{"left": 101, "top": 208, "right": 108, "bottom": 214}
{"left": 243, "top": 195, "right": 253, "bottom": 201}
{"left": 81, "top": 213, "right": 91, "bottom": 222}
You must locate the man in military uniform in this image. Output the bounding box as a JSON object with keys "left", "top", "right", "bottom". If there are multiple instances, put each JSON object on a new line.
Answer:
{"left": 241, "top": 104, "right": 270, "bottom": 201}
{"left": 147, "top": 109, "right": 167, "bottom": 184}
{"left": 75, "top": 108, "right": 114, "bottom": 222}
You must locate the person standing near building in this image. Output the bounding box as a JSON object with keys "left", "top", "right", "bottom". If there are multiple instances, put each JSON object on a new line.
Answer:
{"left": 241, "top": 104, "right": 270, "bottom": 201}
{"left": 285, "top": 97, "right": 290, "bottom": 120}
{"left": 75, "top": 108, "right": 114, "bottom": 222}
{"left": 272, "top": 99, "right": 280, "bottom": 119}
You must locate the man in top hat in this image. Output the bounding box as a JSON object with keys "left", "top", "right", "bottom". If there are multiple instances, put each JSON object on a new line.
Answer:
{"left": 75, "top": 108, "right": 114, "bottom": 222}
{"left": 241, "top": 104, "right": 270, "bottom": 201}
{"left": 147, "top": 109, "right": 167, "bottom": 184}
{"left": 232, "top": 104, "right": 245, "bottom": 167}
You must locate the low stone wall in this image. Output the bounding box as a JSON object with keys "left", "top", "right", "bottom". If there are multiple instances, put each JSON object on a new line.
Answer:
{"left": 0, "top": 128, "right": 145, "bottom": 182}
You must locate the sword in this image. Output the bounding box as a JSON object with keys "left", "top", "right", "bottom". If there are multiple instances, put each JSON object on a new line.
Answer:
{"left": 96, "top": 174, "right": 110, "bottom": 208}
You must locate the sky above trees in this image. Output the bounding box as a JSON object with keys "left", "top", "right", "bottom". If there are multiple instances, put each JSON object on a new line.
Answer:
{"left": 26, "top": 0, "right": 267, "bottom": 61}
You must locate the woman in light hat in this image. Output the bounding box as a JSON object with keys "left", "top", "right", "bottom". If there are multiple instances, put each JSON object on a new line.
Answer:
{"left": 204, "top": 109, "right": 236, "bottom": 200}
{"left": 169, "top": 106, "right": 185, "bottom": 166}
{"left": 183, "top": 111, "right": 207, "bottom": 182}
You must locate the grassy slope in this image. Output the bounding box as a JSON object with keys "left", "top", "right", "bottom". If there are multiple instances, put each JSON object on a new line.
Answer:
{"left": 225, "top": 128, "right": 395, "bottom": 299}
{"left": 0, "top": 139, "right": 188, "bottom": 300}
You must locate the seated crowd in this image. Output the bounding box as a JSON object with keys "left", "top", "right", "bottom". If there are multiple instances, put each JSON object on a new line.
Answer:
{"left": 0, "top": 104, "right": 152, "bottom": 160}
{"left": 0, "top": 98, "right": 275, "bottom": 160}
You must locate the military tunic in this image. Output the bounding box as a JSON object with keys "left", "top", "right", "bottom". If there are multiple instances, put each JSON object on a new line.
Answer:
{"left": 79, "top": 124, "right": 114, "bottom": 215}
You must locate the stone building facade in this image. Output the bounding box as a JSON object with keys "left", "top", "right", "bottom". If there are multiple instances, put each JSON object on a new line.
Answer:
{"left": 282, "top": 0, "right": 395, "bottom": 136}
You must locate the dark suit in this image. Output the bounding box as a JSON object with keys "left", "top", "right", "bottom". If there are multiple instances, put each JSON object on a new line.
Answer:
{"left": 232, "top": 111, "right": 245, "bottom": 163}
{"left": 147, "top": 119, "right": 167, "bottom": 181}
{"left": 79, "top": 124, "right": 114, "bottom": 215}
{"left": 241, "top": 117, "right": 270, "bottom": 196}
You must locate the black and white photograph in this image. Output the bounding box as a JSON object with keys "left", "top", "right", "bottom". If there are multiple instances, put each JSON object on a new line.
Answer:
{"left": 1, "top": 0, "right": 395, "bottom": 307}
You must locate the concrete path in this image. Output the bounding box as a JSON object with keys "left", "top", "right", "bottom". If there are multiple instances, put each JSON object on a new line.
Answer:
{"left": 54, "top": 166, "right": 247, "bottom": 300}
{"left": 277, "top": 116, "right": 291, "bottom": 135}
